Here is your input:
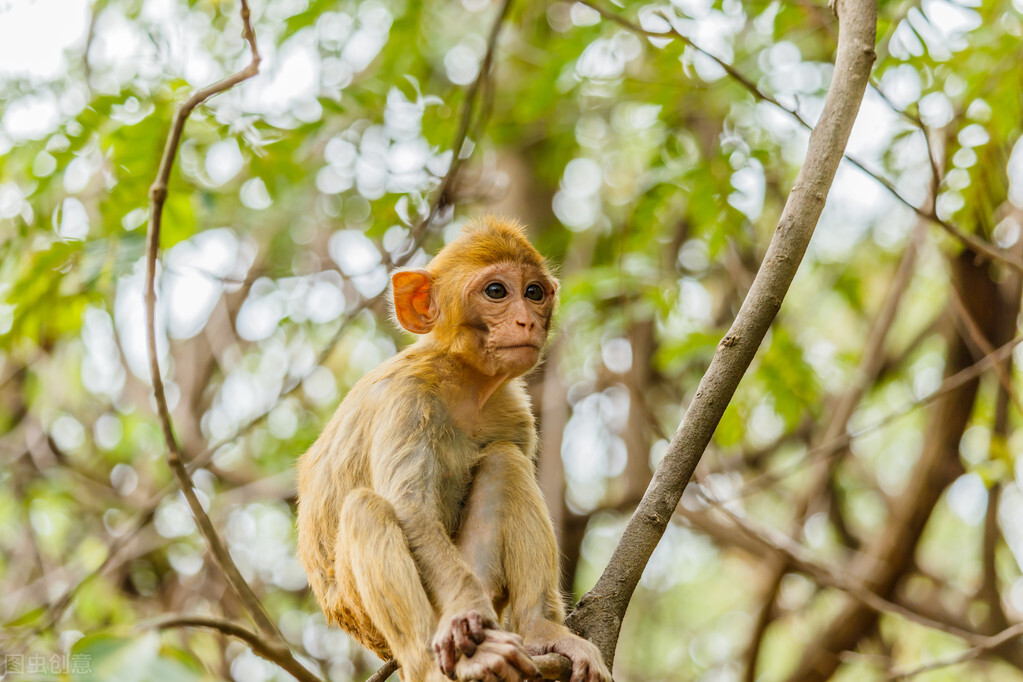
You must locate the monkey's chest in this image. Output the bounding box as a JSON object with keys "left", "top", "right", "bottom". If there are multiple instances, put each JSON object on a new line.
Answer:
{"left": 435, "top": 437, "right": 485, "bottom": 535}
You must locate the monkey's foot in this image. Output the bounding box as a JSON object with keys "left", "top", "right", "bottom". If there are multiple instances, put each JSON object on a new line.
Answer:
{"left": 528, "top": 634, "right": 611, "bottom": 682}
{"left": 453, "top": 629, "right": 539, "bottom": 682}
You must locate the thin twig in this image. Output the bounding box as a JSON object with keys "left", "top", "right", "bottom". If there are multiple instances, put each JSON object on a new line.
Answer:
{"left": 576, "top": 0, "right": 1023, "bottom": 275}
{"left": 365, "top": 660, "right": 399, "bottom": 682}
{"left": 730, "top": 331, "right": 1023, "bottom": 499}
{"left": 141, "top": 6, "right": 320, "bottom": 682}
{"left": 147, "top": 616, "right": 320, "bottom": 682}
{"left": 888, "top": 622, "right": 1023, "bottom": 680}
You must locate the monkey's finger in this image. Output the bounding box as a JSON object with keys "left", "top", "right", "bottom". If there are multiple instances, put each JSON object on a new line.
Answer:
{"left": 434, "top": 640, "right": 457, "bottom": 678}
{"left": 466, "top": 611, "right": 487, "bottom": 643}
{"left": 502, "top": 644, "right": 539, "bottom": 678}
{"left": 454, "top": 619, "right": 477, "bottom": 657}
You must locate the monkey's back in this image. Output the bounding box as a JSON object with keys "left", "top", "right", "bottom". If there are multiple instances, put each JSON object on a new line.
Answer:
{"left": 295, "top": 351, "right": 415, "bottom": 655}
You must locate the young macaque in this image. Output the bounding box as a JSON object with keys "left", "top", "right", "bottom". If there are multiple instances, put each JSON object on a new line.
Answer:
{"left": 297, "top": 217, "right": 611, "bottom": 682}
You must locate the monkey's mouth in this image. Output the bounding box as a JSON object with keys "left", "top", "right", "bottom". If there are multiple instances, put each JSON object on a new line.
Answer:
{"left": 497, "top": 344, "right": 540, "bottom": 351}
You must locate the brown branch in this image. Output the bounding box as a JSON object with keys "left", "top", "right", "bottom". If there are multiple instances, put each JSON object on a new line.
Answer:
{"left": 140, "top": 6, "right": 319, "bottom": 682}
{"left": 144, "top": 0, "right": 276, "bottom": 639}
{"left": 577, "top": 0, "right": 1023, "bottom": 275}
{"left": 888, "top": 622, "right": 1023, "bottom": 680}
{"left": 564, "top": 0, "right": 877, "bottom": 666}
{"left": 398, "top": 0, "right": 514, "bottom": 252}
{"left": 147, "top": 616, "right": 320, "bottom": 682}
{"left": 365, "top": 659, "right": 399, "bottom": 682}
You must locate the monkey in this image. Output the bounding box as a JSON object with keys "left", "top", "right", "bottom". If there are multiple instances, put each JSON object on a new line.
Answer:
{"left": 296, "top": 217, "right": 611, "bottom": 682}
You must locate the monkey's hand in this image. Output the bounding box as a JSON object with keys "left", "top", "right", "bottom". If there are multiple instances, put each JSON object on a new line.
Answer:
{"left": 528, "top": 634, "right": 611, "bottom": 682}
{"left": 433, "top": 610, "right": 495, "bottom": 678}
{"left": 451, "top": 629, "right": 539, "bottom": 682}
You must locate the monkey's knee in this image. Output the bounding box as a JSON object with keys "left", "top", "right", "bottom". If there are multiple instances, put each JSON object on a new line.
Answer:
{"left": 339, "top": 487, "right": 400, "bottom": 541}
{"left": 336, "top": 488, "right": 438, "bottom": 664}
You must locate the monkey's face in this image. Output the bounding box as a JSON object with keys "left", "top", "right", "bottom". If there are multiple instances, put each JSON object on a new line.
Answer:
{"left": 458, "top": 262, "right": 557, "bottom": 378}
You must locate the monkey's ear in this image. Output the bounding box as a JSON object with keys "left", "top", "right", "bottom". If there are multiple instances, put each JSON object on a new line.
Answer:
{"left": 392, "top": 269, "right": 436, "bottom": 334}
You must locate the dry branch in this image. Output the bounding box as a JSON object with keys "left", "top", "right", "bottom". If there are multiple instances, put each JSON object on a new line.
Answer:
{"left": 140, "top": 4, "right": 321, "bottom": 682}
{"left": 578, "top": 0, "right": 1023, "bottom": 275}
{"left": 565, "top": 0, "right": 878, "bottom": 666}
{"left": 148, "top": 616, "right": 319, "bottom": 682}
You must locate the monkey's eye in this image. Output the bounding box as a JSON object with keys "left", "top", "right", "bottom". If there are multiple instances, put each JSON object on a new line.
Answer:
{"left": 484, "top": 282, "right": 507, "bottom": 299}
{"left": 524, "top": 283, "right": 544, "bottom": 301}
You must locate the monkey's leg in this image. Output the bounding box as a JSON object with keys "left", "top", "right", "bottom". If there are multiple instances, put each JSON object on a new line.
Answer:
{"left": 457, "top": 444, "right": 611, "bottom": 682}
{"left": 336, "top": 488, "right": 444, "bottom": 682}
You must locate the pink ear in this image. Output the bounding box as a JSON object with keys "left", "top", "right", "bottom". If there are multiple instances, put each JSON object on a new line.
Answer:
{"left": 392, "top": 270, "right": 436, "bottom": 334}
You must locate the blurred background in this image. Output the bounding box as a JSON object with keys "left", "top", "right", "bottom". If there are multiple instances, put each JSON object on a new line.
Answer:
{"left": 2, "top": 0, "right": 1023, "bottom": 679}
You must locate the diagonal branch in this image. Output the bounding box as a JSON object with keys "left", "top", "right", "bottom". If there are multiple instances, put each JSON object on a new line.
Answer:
{"left": 564, "top": 0, "right": 878, "bottom": 666}
{"left": 577, "top": 0, "right": 1023, "bottom": 274}
{"left": 147, "top": 615, "right": 318, "bottom": 682}
{"left": 888, "top": 622, "right": 1023, "bottom": 680}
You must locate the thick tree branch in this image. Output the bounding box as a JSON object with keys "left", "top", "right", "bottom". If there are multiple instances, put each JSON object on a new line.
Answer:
{"left": 565, "top": 0, "right": 877, "bottom": 665}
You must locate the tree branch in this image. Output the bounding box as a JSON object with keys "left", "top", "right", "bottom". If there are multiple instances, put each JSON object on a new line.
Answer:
{"left": 889, "top": 622, "right": 1023, "bottom": 680}
{"left": 564, "top": 0, "right": 878, "bottom": 666}
{"left": 577, "top": 0, "right": 1023, "bottom": 275}
{"left": 147, "top": 615, "right": 319, "bottom": 682}
{"left": 141, "top": 4, "right": 318, "bottom": 681}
